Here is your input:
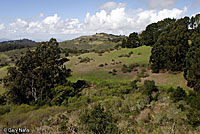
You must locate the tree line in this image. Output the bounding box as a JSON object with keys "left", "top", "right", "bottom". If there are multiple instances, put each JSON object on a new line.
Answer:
{"left": 122, "top": 13, "right": 200, "bottom": 91}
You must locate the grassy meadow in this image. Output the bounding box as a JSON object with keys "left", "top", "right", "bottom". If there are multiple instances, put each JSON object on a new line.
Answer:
{"left": 0, "top": 45, "right": 191, "bottom": 95}
{"left": 65, "top": 45, "right": 190, "bottom": 89}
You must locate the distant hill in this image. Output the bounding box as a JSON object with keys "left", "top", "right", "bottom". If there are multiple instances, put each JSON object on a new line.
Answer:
{"left": 0, "top": 39, "right": 39, "bottom": 52}
{"left": 59, "top": 33, "right": 126, "bottom": 51}
{"left": 0, "top": 38, "right": 10, "bottom": 42}
{"left": 0, "top": 38, "right": 37, "bottom": 45}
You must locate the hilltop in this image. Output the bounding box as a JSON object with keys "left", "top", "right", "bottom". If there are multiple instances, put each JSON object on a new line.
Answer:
{"left": 60, "top": 33, "right": 126, "bottom": 50}
{"left": 0, "top": 38, "right": 39, "bottom": 52}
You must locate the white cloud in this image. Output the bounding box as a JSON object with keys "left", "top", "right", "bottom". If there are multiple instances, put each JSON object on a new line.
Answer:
{"left": 0, "top": 24, "right": 5, "bottom": 30}
{"left": 43, "top": 14, "right": 60, "bottom": 24}
{"left": 146, "top": 0, "right": 177, "bottom": 9}
{"left": 0, "top": 3, "right": 188, "bottom": 41}
{"left": 99, "top": 2, "right": 126, "bottom": 10}
{"left": 84, "top": 7, "right": 187, "bottom": 35}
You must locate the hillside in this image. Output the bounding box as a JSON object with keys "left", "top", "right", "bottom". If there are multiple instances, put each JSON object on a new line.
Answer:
{"left": 59, "top": 33, "right": 126, "bottom": 50}
{"left": 0, "top": 13, "right": 200, "bottom": 133}
{"left": 0, "top": 39, "right": 39, "bottom": 52}
{"left": 0, "top": 38, "right": 198, "bottom": 134}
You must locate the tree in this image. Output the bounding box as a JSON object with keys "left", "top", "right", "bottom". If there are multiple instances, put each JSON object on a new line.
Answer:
{"left": 140, "top": 18, "right": 176, "bottom": 46}
{"left": 184, "top": 47, "right": 200, "bottom": 88}
{"left": 3, "top": 38, "right": 71, "bottom": 105}
{"left": 126, "top": 32, "right": 140, "bottom": 48}
{"left": 150, "top": 17, "right": 190, "bottom": 71}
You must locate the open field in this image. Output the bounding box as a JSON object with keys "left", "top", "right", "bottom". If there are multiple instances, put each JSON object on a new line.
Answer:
{"left": 66, "top": 46, "right": 191, "bottom": 89}
{"left": 0, "top": 45, "right": 191, "bottom": 95}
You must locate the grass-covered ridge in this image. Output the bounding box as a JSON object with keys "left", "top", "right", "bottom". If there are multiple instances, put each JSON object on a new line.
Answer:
{"left": 60, "top": 33, "right": 126, "bottom": 51}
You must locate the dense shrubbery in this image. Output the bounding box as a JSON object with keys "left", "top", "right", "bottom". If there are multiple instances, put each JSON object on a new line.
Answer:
{"left": 169, "top": 87, "right": 187, "bottom": 102}
{"left": 80, "top": 104, "right": 119, "bottom": 134}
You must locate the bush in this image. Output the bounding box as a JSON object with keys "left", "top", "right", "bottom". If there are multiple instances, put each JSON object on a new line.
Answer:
{"left": 130, "top": 80, "right": 138, "bottom": 89}
{"left": 187, "top": 108, "right": 200, "bottom": 127}
{"left": 51, "top": 86, "right": 77, "bottom": 106}
{"left": 194, "top": 80, "right": 200, "bottom": 92}
{"left": 99, "top": 64, "right": 104, "bottom": 67}
{"left": 143, "top": 80, "right": 158, "bottom": 96}
{"left": 113, "top": 69, "right": 117, "bottom": 73}
{"left": 121, "top": 64, "right": 132, "bottom": 73}
{"left": 170, "top": 87, "right": 186, "bottom": 102}
{"left": 0, "top": 105, "right": 11, "bottom": 115}
{"left": 80, "top": 104, "right": 119, "bottom": 134}
{"left": 186, "top": 91, "right": 200, "bottom": 110}
{"left": 80, "top": 57, "right": 91, "bottom": 63}
{"left": 0, "top": 94, "right": 7, "bottom": 105}
{"left": 129, "top": 63, "right": 139, "bottom": 69}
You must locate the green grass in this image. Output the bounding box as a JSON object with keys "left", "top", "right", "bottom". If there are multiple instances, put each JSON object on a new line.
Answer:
{"left": 59, "top": 33, "right": 125, "bottom": 50}
{"left": 66, "top": 46, "right": 191, "bottom": 89}
{"left": 66, "top": 46, "right": 151, "bottom": 83}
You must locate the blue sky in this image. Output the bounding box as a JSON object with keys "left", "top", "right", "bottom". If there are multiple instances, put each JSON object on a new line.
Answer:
{"left": 0, "top": 0, "right": 199, "bottom": 41}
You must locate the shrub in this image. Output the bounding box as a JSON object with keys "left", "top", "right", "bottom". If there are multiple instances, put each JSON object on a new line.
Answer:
{"left": 0, "top": 105, "right": 11, "bottom": 115}
{"left": 99, "top": 64, "right": 104, "bottom": 67}
{"left": 170, "top": 87, "right": 186, "bottom": 102}
{"left": 0, "top": 94, "right": 7, "bottom": 105}
{"left": 130, "top": 80, "right": 138, "bottom": 89}
{"left": 80, "top": 104, "right": 119, "bottom": 134}
{"left": 194, "top": 80, "right": 200, "bottom": 92}
{"left": 80, "top": 57, "right": 91, "bottom": 63}
{"left": 121, "top": 64, "right": 132, "bottom": 73}
{"left": 129, "top": 63, "right": 139, "bottom": 69}
{"left": 186, "top": 91, "right": 200, "bottom": 110}
{"left": 113, "top": 69, "right": 117, "bottom": 73}
{"left": 187, "top": 108, "right": 200, "bottom": 127}
{"left": 143, "top": 80, "right": 158, "bottom": 96}
{"left": 51, "top": 86, "right": 77, "bottom": 106}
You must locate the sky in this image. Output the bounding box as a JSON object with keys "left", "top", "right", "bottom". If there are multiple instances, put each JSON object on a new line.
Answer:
{"left": 0, "top": 0, "right": 199, "bottom": 41}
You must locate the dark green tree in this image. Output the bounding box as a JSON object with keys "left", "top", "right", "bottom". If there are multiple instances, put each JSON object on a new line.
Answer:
{"left": 126, "top": 32, "right": 140, "bottom": 48}
{"left": 184, "top": 47, "right": 200, "bottom": 88}
{"left": 150, "top": 17, "right": 190, "bottom": 71}
{"left": 140, "top": 18, "right": 176, "bottom": 46}
{"left": 3, "top": 38, "right": 71, "bottom": 105}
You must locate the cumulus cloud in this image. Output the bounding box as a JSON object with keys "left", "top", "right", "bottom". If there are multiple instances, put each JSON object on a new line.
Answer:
{"left": 8, "top": 14, "right": 82, "bottom": 36}
{"left": 0, "top": 3, "right": 188, "bottom": 40}
{"left": 84, "top": 7, "right": 187, "bottom": 35}
{"left": 144, "top": 0, "right": 177, "bottom": 9}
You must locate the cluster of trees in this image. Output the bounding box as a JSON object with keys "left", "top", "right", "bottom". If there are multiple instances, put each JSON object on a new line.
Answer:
{"left": 3, "top": 39, "right": 72, "bottom": 105}
{"left": 121, "top": 13, "right": 200, "bottom": 93}
{"left": 150, "top": 14, "right": 200, "bottom": 90}
{"left": 121, "top": 18, "right": 175, "bottom": 48}
{"left": 150, "top": 17, "right": 191, "bottom": 72}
